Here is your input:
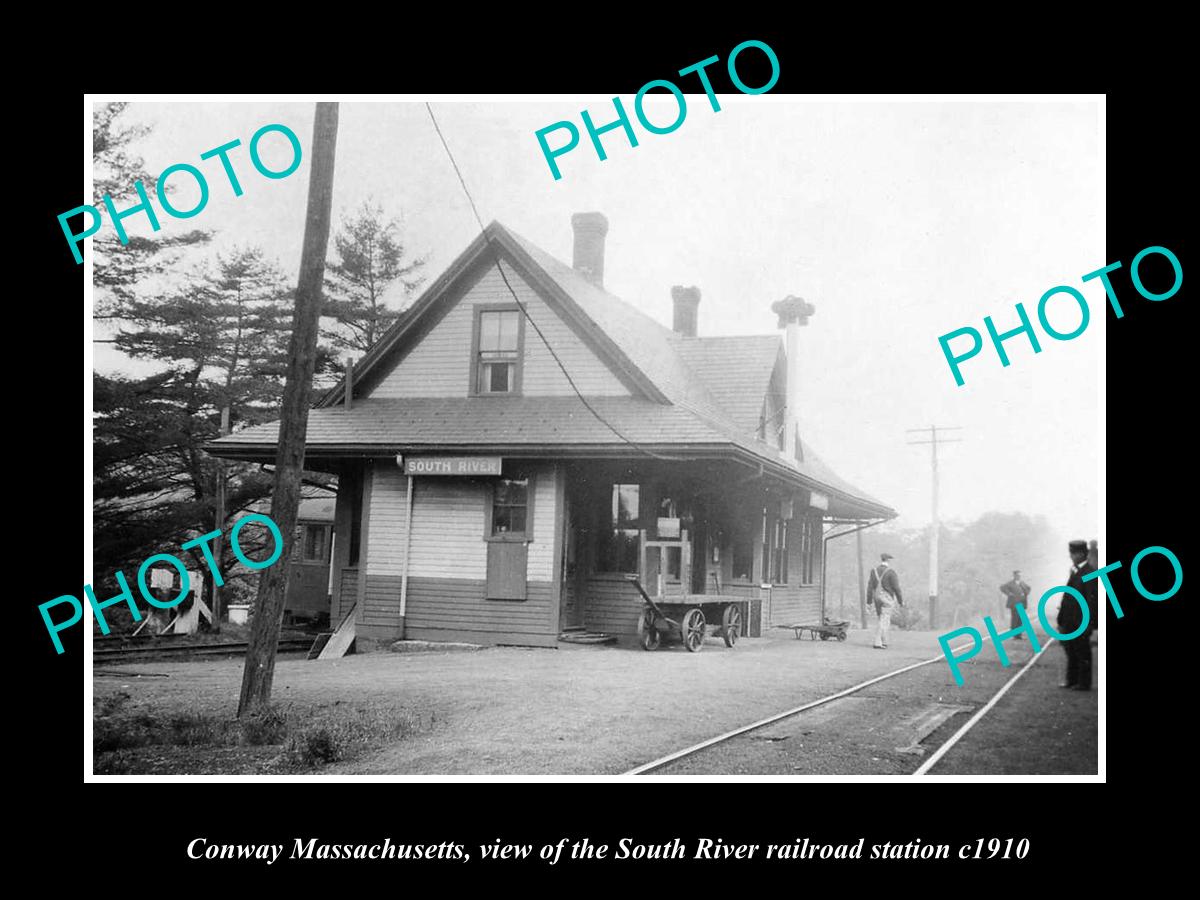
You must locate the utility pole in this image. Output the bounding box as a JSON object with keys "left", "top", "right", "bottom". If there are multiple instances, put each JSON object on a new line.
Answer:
{"left": 212, "top": 405, "right": 231, "bottom": 632}
{"left": 906, "top": 426, "right": 962, "bottom": 630}
{"left": 239, "top": 103, "right": 339, "bottom": 717}
{"left": 855, "top": 521, "right": 866, "bottom": 629}
{"left": 838, "top": 568, "right": 845, "bottom": 620}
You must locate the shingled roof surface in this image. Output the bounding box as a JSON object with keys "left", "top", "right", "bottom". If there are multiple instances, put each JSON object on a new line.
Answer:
{"left": 504, "top": 226, "right": 743, "bottom": 431}
{"left": 213, "top": 397, "right": 726, "bottom": 448}
{"left": 673, "top": 335, "right": 782, "bottom": 436}
{"left": 211, "top": 222, "right": 894, "bottom": 517}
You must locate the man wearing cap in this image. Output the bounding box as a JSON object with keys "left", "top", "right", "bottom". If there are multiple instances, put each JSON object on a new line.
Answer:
{"left": 866, "top": 553, "right": 904, "bottom": 649}
{"left": 1059, "top": 540, "right": 1097, "bottom": 690}
{"left": 1000, "top": 570, "right": 1032, "bottom": 638}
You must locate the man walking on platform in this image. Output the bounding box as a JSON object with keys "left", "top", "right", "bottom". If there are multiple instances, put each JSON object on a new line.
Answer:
{"left": 866, "top": 553, "right": 903, "bottom": 649}
{"left": 1000, "top": 570, "right": 1032, "bottom": 638}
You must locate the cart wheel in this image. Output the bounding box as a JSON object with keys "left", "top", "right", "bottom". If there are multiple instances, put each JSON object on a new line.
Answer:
{"left": 721, "top": 604, "right": 742, "bottom": 648}
{"left": 637, "top": 609, "right": 660, "bottom": 651}
{"left": 836, "top": 630, "right": 848, "bottom": 642}
{"left": 682, "top": 608, "right": 706, "bottom": 652}
{"left": 820, "top": 632, "right": 831, "bottom": 641}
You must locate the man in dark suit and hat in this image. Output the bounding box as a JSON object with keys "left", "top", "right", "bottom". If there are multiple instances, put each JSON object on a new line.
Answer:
{"left": 866, "top": 553, "right": 903, "bottom": 649}
{"left": 1059, "top": 539, "right": 1097, "bottom": 690}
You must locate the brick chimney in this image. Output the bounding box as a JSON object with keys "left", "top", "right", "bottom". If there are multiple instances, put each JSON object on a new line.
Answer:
{"left": 571, "top": 212, "right": 608, "bottom": 287}
{"left": 671, "top": 285, "right": 701, "bottom": 337}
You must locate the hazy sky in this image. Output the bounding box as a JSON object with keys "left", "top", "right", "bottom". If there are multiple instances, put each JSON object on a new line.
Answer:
{"left": 91, "top": 97, "right": 1101, "bottom": 536}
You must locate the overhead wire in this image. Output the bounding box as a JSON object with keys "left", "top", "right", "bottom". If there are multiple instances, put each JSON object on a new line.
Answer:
{"left": 423, "top": 102, "right": 689, "bottom": 463}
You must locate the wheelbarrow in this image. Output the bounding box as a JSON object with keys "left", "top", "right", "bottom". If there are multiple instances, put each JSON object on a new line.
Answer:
{"left": 780, "top": 618, "right": 850, "bottom": 641}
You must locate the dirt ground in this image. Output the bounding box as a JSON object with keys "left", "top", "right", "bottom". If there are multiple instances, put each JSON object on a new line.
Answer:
{"left": 921, "top": 642, "right": 1098, "bottom": 775}
{"left": 92, "top": 624, "right": 1098, "bottom": 776}
{"left": 654, "top": 635, "right": 1098, "bottom": 775}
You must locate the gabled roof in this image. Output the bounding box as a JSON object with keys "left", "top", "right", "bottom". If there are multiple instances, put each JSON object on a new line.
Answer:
{"left": 674, "top": 335, "right": 783, "bottom": 436}
{"left": 503, "top": 227, "right": 741, "bottom": 429}
{"left": 212, "top": 221, "right": 896, "bottom": 519}
{"left": 317, "top": 222, "right": 668, "bottom": 408}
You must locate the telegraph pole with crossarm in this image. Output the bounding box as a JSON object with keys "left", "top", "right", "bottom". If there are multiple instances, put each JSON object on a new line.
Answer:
{"left": 906, "top": 425, "right": 963, "bottom": 630}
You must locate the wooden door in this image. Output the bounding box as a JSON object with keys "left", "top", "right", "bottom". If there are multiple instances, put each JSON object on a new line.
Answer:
{"left": 286, "top": 524, "right": 332, "bottom": 617}
{"left": 486, "top": 540, "right": 528, "bottom": 600}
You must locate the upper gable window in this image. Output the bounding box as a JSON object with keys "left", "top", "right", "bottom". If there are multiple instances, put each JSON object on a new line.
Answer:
{"left": 473, "top": 307, "right": 524, "bottom": 395}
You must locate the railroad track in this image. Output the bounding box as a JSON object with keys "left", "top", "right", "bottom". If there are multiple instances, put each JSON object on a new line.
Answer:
{"left": 93, "top": 638, "right": 316, "bottom": 662}
{"left": 622, "top": 639, "right": 1055, "bottom": 776}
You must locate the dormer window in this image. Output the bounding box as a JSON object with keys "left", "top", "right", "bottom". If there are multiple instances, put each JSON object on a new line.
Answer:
{"left": 472, "top": 306, "right": 524, "bottom": 395}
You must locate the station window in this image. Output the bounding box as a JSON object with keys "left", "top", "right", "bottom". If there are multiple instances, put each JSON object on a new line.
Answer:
{"left": 761, "top": 508, "right": 770, "bottom": 583}
{"left": 769, "top": 515, "right": 788, "bottom": 585}
{"left": 473, "top": 308, "right": 523, "bottom": 395}
{"left": 773, "top": 519, "right": 789, "bottom": 585}
{"left": 597, "top": 483, "right": 640, "bottom": 573}
{"left": 489, "top": 477, "right": 530, "bottom": 538}
{"left": 731, "top": 529, "right": 753, "bottom": 581}
{"left": 798, "top": 516, "right": 820, "bottom": 585}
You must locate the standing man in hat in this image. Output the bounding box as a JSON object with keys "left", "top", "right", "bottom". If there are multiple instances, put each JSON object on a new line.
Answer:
{"left": 1000, "top": 570, "right": 1032, "bottom": 638}
{"left": 866, "top": 553, "right": 903, "bottom": 649}
{"left": 1059, "top": 539, "right": 1097, "bottom": 690}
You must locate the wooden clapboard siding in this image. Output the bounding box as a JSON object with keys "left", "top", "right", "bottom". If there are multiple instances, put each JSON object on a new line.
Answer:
{"left": 366, "top": 465, "right": 409, "bottom": 576}
{"left": 337, "top": 567, "right": 359, "bottom": 622}
{"left": 402, "top": 464, "right": 557, "bottom": 582}
{"left": 361, "top": 574, "right": 403, "bottom": 627}
{"left": 403, "top": 626, "right": 558, "bottom": 648}
{"left": 368, "top": 262, "right": 629, "bottom": 399}
{"left": 330, "top": 480, "right": 355, "bottom": 623}
{"left": 768, "top": 585, "right": 822, "bottom": 626}
{"left": 404, "top": 578, "right": 555, "bottom": 645}
{"left": 583, "top": 575, "right": 643, "bottom": 636}
{"left": 561, "top": 574, "right": 578, "bottom": 628}
{"left": 767, "top": 516, "right": 824, "bottom": 624}
{"left": 408, "top": 479, "right": 487, "bottom": 579}
{"left": 724, "top": 582, "right": 763, "bottom": 637}
{"left": 526, "top": 467, "right": 555, "bottom": 581}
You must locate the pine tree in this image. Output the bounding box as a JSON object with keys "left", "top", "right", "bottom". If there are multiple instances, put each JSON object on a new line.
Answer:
{"left": 115, "top": 247, "right": 294, "bottom": 418}
{"left": 92, "top": 102, "right": 210, "bottom": 319}
{"left": 94, "top": 248, "right": 298, "bottom": 594}
{"left": 322, "top": 200, "right": 425, "bottom": 355}
{"left": 93, "top": 370, "right": 213, "bottom": 581}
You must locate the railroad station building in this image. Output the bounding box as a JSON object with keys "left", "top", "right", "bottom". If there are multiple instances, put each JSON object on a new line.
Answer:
{"left": 209, "top": 213, "right": 895, "bottom": 647}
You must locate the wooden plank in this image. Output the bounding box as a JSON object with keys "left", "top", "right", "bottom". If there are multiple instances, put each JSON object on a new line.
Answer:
{"left": 894, "top": 704, "right": 973, "bottom": 755}
{"left": 317, "top": 602, "right": 357, "bottom": 660}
